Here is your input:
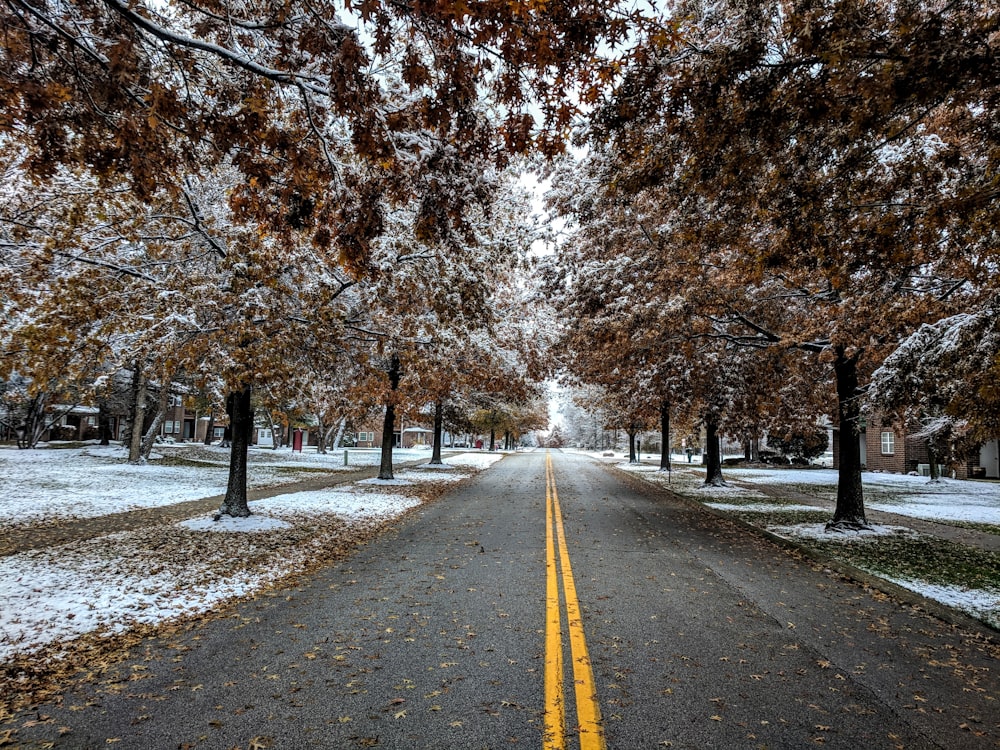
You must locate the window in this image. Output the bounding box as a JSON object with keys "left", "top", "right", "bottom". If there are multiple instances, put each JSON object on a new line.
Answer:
{"left": 164, "top": 420, "right": 177, "bottom": 434}
{"left": 880, "top": 431, "right": 895, "bottom": 455}
{"left": 357, "top": 431, "right": 373, "bottom": 443}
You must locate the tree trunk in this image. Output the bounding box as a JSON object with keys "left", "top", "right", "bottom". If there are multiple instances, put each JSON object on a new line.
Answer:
{"left": 140, "top": 376, "right": 172, "bottom": 460}
{"left": 204, "top": 411, "right": 215, "bottom": 445}
{"left": 828, "top": 348, "right": 869, "bottom": 530}
{"left": 378, "top": 354, "right": 401, "bottom": 480}
{"left": 927, "top": 441, "right": 942, "bottom": 482}
{"left": 316, "top": 415, "right": 328, "bottom": 454}
{"left": 265, "top": 410, "right": 280, "bottom": 450}
{"left": 703, "top": 416, "right": 726, "bottom": 486}
{"left": 218, "top": 384, "right": 253, "bottom": 518}
{"left": 430, "top": 400, "right": 444, "bottom": 464}
{"left": 659, "top": 400, "right": 671, "bottom": 472}
{"left": 489, "top": 426, "right": 496, "bottom": 452}
{"left": 127, "top": 365, "right": 148, "bottom": 464}
{"left": 18, "top": 393, "right": 50, "bottom": 449}
{"left": 98, "top": 403, "right": 112, "bottom": 446}
{"left": 628, "top": 429, "right": 637, "bottom": 463}
{"left": 332, "top": 417, "right": 346, "bottom": 452}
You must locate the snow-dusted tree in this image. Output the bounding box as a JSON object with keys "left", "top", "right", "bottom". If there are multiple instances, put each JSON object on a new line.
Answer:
{"left": 868, "top": 300, "right": 1000, "bottom": 479}
{"left": 1, "top": 0, "right": 654, "bottom": 244}
{"left": 570, "top": 0, "right": 998, "bottom": 528}
{"left": 340, "top": 166, "right": 540, "bottom": 477}
{"left": 0, "top": 150, "right": 370, "bottom": 512}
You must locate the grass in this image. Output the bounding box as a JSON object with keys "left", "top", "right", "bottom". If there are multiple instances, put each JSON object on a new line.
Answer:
{"left": 153, "top": 455, "right": 224, "bottom": 468}
{"left": 727, "top": 508, "right": 831, "bottom": 526}
{"left": 945, "top": 520, "right": 1000, "bottom": 537}
{"left": 805, "top": 533, "right": 1000, "bottom": 592}
{"left": 270, "top": 465, "right": 334, "bottom": 475}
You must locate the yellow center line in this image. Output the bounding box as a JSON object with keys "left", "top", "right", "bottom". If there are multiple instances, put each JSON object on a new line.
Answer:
{"left": 545, "top": 452, "right": 607, "bottom": 750}
{"left": 545, "top": 453, "right": 566, "bottom": 750}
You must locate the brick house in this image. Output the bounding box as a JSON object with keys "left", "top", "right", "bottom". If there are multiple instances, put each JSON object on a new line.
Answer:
{"left": 352, "top": 420, "right": 435, "bottom": 449}
{"left": 834, "top": 417, "right": 999, "bottom": 479}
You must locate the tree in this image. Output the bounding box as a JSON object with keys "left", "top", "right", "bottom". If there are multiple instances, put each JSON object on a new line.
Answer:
{"left": 3, "top": 0, "right": 653, "bottom": 508}
{"left": 867, "top": 301, "right": 1000, "bottom": 478}
{"left": 1, "top": 0, "right": 650, "bottom": 240}
{"left": 571, "top": 0, "right": 999, "bottom": 528}
{"left": 769, "top": 424, "right": 830, "bottom": 465}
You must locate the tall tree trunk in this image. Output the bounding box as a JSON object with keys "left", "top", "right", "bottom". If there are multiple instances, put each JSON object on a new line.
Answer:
{"left": 18, "top": 393, "right": 50, "bottom": 449}
{"left": 378, "top": 354, "right": 401, "bottom": 480}
{"left": 430, "top": 400, "right": 444, "bottom": 465}
{"left": 204, "top": 412, "right": 215, "bottom": 445}
{"left": 659, "top": 400, "right": 671, "bottom": 472}
{"left": 265, "top": 410, "right": 280, "bottom": 450}
{"left": 489, "top": 425, "right": 496, "bottom": 452}
{"left": 316, "top": 415, "right": 328, "bottom": 454}
{"left": 927, "top": 441, "right": 942, "bottom": 482}
{"left": 127, "top": 364, "right": 148, "bottom": 464}
{"left": 332, "top": 417, "right": 346, "bottom": 452}
{"left": 218, "top": 384, "right": 253, "bottom": 518}
{"left": 98, "top": 403, "right": 112, "bottom": 446}
{"left": 140, "top": 375, "right": 172, "bottom": 460}
{"left": 703, "top": 416, "right": 726, "bottom": 486}
{"left": 828, "top": 347, "right": 868, "bottom": 530}
{"left": 628, "top": 429, "right": 637, "bottom": 463}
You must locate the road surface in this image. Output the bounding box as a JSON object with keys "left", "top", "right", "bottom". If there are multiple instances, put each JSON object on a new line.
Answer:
{"left": 5, "top": 450, "right": 999, "bottom": 749}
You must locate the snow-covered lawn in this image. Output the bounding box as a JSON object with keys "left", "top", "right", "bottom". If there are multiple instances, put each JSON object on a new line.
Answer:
{"left": 0, "top": 445, "right": 501, "bottom": 665}
{"left": 607, "top": 457, "right": 1000, "bottom": 630}
{"left": 614, "top": 459, "right": 1000, "bottom": 527}
{"left": 724, "top": 466, "right": 1000, "bottom": 526}
{"left": 0, "top": 443, "right": 438, "bottom": 525}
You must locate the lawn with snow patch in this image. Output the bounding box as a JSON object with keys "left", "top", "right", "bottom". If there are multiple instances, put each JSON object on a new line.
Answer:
{"left": 0, "top": 485, "right": 425, "bottom": 662}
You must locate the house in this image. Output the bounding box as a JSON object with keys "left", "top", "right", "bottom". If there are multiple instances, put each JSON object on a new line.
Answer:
{"left": 834, "top": 417, "right": 999, "bottom": 479}
{"left": 351, "top": 417, "right": 461, "bottom": 450}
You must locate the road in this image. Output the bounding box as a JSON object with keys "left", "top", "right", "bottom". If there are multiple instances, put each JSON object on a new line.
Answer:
{"left": 5, "top": 451, "right": 999, "bottom": 749}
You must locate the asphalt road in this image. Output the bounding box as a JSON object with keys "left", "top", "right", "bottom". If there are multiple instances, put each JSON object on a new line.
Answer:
{"left": 6, "top": 451, "right": 999, "bottom": 749}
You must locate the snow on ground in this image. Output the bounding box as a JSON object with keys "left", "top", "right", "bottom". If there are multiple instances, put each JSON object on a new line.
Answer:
{"left": 443, "top": 452, "right": 507, "bottom": 469}
{"left": 882, "top": 579, "right": 1000, "bottom": 629}
{"left": 725, "top": 467, "right": 1000, "bottom": 525}
{"left": 0, "top": 443, "right": 436, "bottom": 525}
{"left": 766, "top": 523, "right": 919, "bottom": 541}
{"left": 0, "top": 445, "right": 501, "bottom": 663}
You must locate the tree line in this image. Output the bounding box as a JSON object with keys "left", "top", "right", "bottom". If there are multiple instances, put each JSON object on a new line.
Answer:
{"left": 2, "top": 0, "right": 997, "bottom": 530}
{"left": 542, "top": 0, "right": 999, "bottom": 530}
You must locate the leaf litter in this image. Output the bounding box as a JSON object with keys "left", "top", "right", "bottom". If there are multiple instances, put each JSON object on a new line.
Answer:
{"left": 0, "top": 445, "right": 493, "bottom": 711}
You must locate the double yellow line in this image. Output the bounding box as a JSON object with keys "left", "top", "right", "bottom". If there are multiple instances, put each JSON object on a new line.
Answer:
{"left": 544, "top": 452, "right": 606, "bottom": 750}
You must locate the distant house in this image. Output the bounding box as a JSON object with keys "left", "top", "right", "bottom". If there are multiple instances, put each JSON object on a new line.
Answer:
{"left": 352, "top": 418, "right": 448, "bottom": 450}
{"left": 402, "top": 426, "right": 434, "bottom": 448}
{"left": 45, "top": 405, "right": 105, "bottom": 441}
